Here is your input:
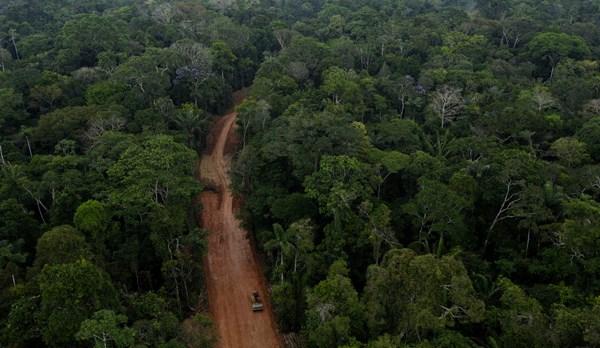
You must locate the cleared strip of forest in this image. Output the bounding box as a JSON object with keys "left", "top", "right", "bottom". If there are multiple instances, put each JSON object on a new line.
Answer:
{"left": 198, "top": 92, "right": 282, "bottom": 348}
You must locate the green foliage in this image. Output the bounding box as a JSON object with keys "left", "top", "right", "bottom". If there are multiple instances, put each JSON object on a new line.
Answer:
{"left": 74, "top": 200, "right": 110, "bottom": 236}
{"left": 0, "top": 2, "right": 252, "bottom": 347}
{"left": 38, "top": 259, "right": 119, "bottom": 347}
{"left": 57, "top": 13, "right": 129, "bottom": 68}
{"left": 4, "top": 1, "right": 600, "bottom": 347}
{"left": 33, "top": 225, "right": 91, "bottom": 272}
{"left": 488, "top": 278, "right": 550, "bottom": 348}
{"left": 322, "top": 67, "right": 362, "bottom": 106}
{"left": 178, "top": 313, "right": 217, "bottom": 348}
{"left": 172, "top": 103, "right": 210, "bottom": 150}
{"left": 305, "top": 155, "right": 378, "bottom": 216}
{"left": 31, "top": 106, "right": 101, "bottom": 150}
{"left": 402, "top": 179, "right": 468, "bottom": 250}
{"left": 129, "top": 292, "right": 181, "bottom": 346}
{"left": 107, "top": 135, "right": 199, "bottom": 216}
{"left": 76, "top": 310, "right": 135, "bottom": 348}
{"left": 550, "top": 137, "right": 590, "bottom": 167}
{"left": 578, "top": 117, "right": 600, "bottom": 161}
{"left": 364, "top": 249, "right": 484, "bottom": 340}
{"left": 527, "top": 32, "right": 590, "bottom": 74}
{"left": 305, "top": 260, "right": 364, "bottom": 348}
{"left": 0, "top": 88, "right": 26, "bottom": 135}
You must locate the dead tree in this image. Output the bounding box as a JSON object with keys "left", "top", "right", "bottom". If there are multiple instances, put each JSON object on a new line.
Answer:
{"left": 431, "top": 85, "right": 463, "bottom": 129}
{"left": 0, "top": 144, "right": 5, "bottom": 166}
{"left": 9, "top": 29, "right": 20, "bottom": 60}
{"left": 484, "top": 179, "right": 522, "bottom": 252}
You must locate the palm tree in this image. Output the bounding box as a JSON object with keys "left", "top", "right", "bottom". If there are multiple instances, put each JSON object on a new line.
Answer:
{"left": 264, "top": 223, "right": 294, "bottom": 283}
{"left": 172, "top": 104, "right": 208, "bottom": 150}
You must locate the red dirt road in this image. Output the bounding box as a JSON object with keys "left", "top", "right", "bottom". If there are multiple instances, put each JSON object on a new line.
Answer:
{"left": 198, "top": 103, "right": 282, "bottom": 348}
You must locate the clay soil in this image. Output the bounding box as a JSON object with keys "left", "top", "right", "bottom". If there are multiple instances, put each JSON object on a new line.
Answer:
{"left": 198, "top": 95, "right": 282, "bottom": 348}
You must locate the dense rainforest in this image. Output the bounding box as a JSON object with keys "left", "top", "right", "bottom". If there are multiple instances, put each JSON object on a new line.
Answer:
{"left": 3, "top": 0, "right": 600, "bottom": 347}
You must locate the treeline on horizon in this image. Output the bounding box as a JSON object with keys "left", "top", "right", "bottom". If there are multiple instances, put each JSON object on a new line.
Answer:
{"left": 3, "top": 0, "right": 600, "bottom": 347}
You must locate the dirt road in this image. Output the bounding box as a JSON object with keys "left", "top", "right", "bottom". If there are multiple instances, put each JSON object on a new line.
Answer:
{"left": 198, "top": 98, "right": 282, "bottom": 348}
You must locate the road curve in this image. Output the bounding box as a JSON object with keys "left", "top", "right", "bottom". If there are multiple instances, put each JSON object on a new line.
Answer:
{"left": 198, "top": 98, "right": 282, "bottom": 348}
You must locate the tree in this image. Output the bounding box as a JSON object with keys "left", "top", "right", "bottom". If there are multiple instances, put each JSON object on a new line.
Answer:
{"left": 402, "top": 179, "right": 468, "bottom": 251}
{"left": 151, "top": 2, "right": 175, "bottom": 24}
{"left": 489, "top": 278, "right": 550, "bottom": 348}
{"left": 179, "top": 313, "right": 217, "bottom": 348}
{"left": 0, "top": 239, "right": 26, "bottom": 290}
{"left": 265, "top": 223, "right": 294, "bottom": 283}
{"left": 583, "top": 99, "right": 600, "bottom": 117}
{"left": 527, "top": 32, "right": 590, "bottom": 79}
{"left": 0, "top": 48, "right": 13, "bottom": 71}
{"left": 107, "top": 135, "right": 199, "bottom": 217}
{"left": 273, "top": 21, "right": 295, "bottom": 50}
{"left": 0, "top": 198, "right": 38, "bottom": 248}
{"left": 518, "top": 85, "right": 556, "bottom": 113}
{"left": 558, "top": 197, "right": 600, "bottom": 287}
{"left": 369, "top": 118, "right": 424, "bottom": 153}
{"left": 113, "top": 48, "right": 173, "bottom": 105}
{"left": 76, "top": 310, "right": 135, "bottom": 348}
{"left": 578, "top": 117, "right": 600, "bottom": 161}
{"left": 0, "top": 88, "right": 26, "bottom": 136}
{"left": 363, "top": 249, "right": 485, "bottom": 341}
{"left": 171, "top": 103, "right": 210, "bottom": 150}
{"left": 8, "top": 28, "right": 20, "bottom": 60}
{"left": 74, "top": 200, "right": 111, "bottom": 253}
{"left": 269, "top": 111, "right": 365, "bottom": 178}
{"left": 236, "top": 98, "right": 271, "bottom": 148}
{"left": 369, "top": 149, "right": 410, "bottom": 198}
{"left": 83, "top": 112, "right": 126, "bottom": 147}
{"left": 305, "top": 260, "right": 364, "bottom": 348}
{"left": 33, "top": 225, "right": 92, "bottom": 272}
{"left": 481, "top": 149, "right": 543, "bottom": 252}
{"left": 359, "top": 201, "right": 397, "bottom": 265}
{"left": 172, "top": 40, "right": 213, "bottom": 105}
{"left": 551, "top": 137, "right": 590, "bottom": 168}
{"left": 2, "top": 295, "right": 40, "bottom": 346}
{"left": 210, "top": 40, "right": 237, "bottom": 84}
{"left": 390, "top": 75, "right": 422, "bottom": 118}
{"left": 430, "top": 85, "right": 463, "bottom": 129}
{"left": 128, "top": 292, "right": 180, "bottom": 345}
{"left": 31, "top": 105, "right": 103, "bottom": 151}
{"left": 86, "top": 80, "right": 129, "bottom": 106}
{"left": 57, "top": 14, "right": 128, "bottom": 68}
{"left": 484, "top": 178, "right": 525, "bottom": 252}
{"left": 149, "top": 206, "right": 204, "bottom": 314}
{"left": 305, "top": 155, "right": 378, "bottom": 218}
{"left": 321, "top": 67, "right": 361, "bottom": 106}
{"left": 38, "top": 259, "right": 119, "bottom": 347}
{"left": 265, "top": 219, "right": 314, "bottom": 282}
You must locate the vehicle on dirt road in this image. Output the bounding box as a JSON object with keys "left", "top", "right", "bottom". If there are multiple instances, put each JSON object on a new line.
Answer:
{"left": 250, "top": 291, "right": 264, "bottom": 312}
{"left": 202, "top": 180, "right": 219, "bottom": 193}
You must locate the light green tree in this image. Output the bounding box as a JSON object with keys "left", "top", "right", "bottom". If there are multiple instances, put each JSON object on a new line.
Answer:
{"left": 363, "top": 249, "right": 485, "bottom": 341}
{"left": 108, "top": 135, "right": 198, "bottom": 218}
{"left": 76, "top": 310, "right": 135, "bottom": 348}
{"left": 527, "top": 32, "right": 590, "bottom": 79}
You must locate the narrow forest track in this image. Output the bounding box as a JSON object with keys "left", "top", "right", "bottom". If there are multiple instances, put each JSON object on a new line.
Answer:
{"left": 197, "top": 93, "right": 282, "bottom": 348}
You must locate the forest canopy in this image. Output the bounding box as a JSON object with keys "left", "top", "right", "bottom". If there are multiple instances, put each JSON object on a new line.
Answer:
{"left": 3, "top": 0, "right": 600, "bottom": 347}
